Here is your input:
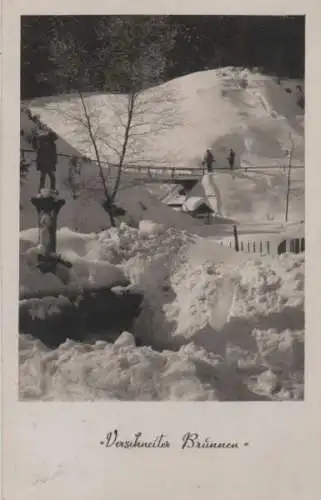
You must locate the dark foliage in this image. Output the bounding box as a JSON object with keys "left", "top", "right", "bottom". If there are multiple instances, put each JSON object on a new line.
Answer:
{"left": 21, "top": 15, "right": 304, "bottom": 99}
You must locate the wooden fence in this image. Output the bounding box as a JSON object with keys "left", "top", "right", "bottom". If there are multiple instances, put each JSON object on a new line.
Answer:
{"left": 219, "top": 236, "right": 305, "bottom": 255}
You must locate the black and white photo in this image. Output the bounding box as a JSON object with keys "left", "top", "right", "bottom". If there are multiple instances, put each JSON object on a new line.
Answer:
{"left": 19, "top": 15, "right": 305, "bottom": 401}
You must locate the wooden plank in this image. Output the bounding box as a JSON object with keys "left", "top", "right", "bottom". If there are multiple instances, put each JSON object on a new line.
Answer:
{"left": 233, "top": 225, "right": 239, "bottom": 252}
{"left": 301, "top": 238, "right": 305, "bottom": 252}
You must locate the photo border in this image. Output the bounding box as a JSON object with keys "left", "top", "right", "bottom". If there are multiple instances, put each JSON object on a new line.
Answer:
{"left": 2, "top": 2, "right": 321, "bottom": 499}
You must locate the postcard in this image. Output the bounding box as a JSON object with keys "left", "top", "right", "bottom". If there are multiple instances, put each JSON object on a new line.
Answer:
{"left": 1, "top": 2, "right": 321, "bottom": 499}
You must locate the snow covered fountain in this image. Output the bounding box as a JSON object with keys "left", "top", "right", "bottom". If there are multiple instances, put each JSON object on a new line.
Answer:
{"left": 19, "top": 189, "right": 143, "bottom": 348}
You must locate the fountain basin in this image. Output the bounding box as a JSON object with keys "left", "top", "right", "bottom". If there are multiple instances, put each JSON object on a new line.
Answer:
{"left": 19, "top": 285, "right": 144, "bottom": 348}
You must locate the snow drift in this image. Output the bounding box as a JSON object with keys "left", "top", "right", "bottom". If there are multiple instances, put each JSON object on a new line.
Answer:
{"left": 20, "top": 226, "right": 130, "bottom": 298}
{"left": 19, "top": 223, "right": 304, "bottom": 401}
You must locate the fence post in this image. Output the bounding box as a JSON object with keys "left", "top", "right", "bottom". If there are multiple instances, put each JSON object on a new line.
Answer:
{"left": 290, "top": 238, "right": 300, "bottom": 254}
{"left": 285, "top": 135, "right": 294, "bottom": 223}
{"left": 233, "top": 225, "right": 239, "bottom": 252}
{"left": 301, "top": 238, "right": 305, "bottom": 252}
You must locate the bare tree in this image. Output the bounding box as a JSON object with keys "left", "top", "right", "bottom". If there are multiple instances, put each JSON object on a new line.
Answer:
{"left": 49, "top": 28, "right": 116, "bottom": 225}
{"left": 49, "top": 16, "right": 179, "bottom": 226}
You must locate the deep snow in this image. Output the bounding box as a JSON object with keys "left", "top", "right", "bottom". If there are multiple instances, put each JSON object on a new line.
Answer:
{"left": 19, "top": 67, "right": 305, "bottom": 401}
{"left": 20, "top": 223, "right": 304, "bottom": 401}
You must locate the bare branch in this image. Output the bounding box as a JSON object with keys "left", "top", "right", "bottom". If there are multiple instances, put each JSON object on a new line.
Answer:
{"left": 48, "top": 16, "right": 180, "bottom": 225}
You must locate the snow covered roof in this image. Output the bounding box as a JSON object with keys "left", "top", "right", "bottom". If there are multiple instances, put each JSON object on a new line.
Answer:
{"left": 22, "top": 66, "right": 304, "bottom": 229}
{"left": 166, "top": 195, "right": 186, "bottom": 207}
{"left": 183, "top": 196, "right": 213, "bottom": 213}
{"left": 28, "top": 66, "right": 304, "bottom": 171}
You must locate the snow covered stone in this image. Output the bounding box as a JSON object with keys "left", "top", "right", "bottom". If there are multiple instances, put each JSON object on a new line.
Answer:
{"left": 253, "top": 370, "right": 279, "bottom": 395}
{"left": 138, "top": 220, "right": 165, "bottom": 237}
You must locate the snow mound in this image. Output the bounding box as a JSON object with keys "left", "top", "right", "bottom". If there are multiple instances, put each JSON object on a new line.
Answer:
{"left": 20, "top": 226, "right": 130, "bottom": 297}
{"left": 19, "top": 223, "right": 303, "bottom": 401}
{"left": 19, "top": 332, "right": 224, "bottom": 401}
{"left": 138, "top": 219, "right": 165, "bottom": 237}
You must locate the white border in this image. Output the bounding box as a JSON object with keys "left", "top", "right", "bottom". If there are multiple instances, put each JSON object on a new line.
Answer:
{"left": 2, "top": 2, "right": 321, "bottom": 499}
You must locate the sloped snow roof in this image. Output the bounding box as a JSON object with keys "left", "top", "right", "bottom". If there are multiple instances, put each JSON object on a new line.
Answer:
{"left": 183, "top": 196, "right": 212, "bottom": 213}
{"left": 28, "top": 66, "right": 304, "bottom": 171}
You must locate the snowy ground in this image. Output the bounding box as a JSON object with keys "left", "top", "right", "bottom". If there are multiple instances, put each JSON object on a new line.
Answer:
{"left": 20, "top": 223, "right": 304, "bottom": 401}
{"left": 19, "top": 67, "right": 305, "bottom": 401}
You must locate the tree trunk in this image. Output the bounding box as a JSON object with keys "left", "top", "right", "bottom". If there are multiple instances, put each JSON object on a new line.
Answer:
{"left": 79, "top": 91, "right": 116, "bottom": 227}
{"left": 112, "top": 92, "right": 136, "bottom": 202}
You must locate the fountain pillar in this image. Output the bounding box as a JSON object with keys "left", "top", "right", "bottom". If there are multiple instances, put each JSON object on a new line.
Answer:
{"left": 31, "top": 190, "right": 72, "bottom": 278}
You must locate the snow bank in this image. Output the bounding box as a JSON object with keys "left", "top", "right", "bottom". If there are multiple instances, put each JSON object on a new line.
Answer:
{"left": 19, "top": 332, "right": 223, "bottom": 401}
{"left": 20, "top": 226, "right": 129, "bottom": 297}
{"left": 19, "top": 224, "right": 304, "bottom": 401}
{"left": 138, "top": 219, "right": 165, "bottom": 237}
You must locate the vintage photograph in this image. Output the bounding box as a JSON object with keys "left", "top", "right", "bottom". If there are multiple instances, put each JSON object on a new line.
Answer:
{"left": 19, "top": 15, "right": 305, "bottom": 401}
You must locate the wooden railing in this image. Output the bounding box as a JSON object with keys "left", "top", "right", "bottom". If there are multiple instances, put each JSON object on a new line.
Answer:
{"left": 20, "top": 146, "right": 304, "bottom": 182}
{"left": 21, "top": 147, "right": 205, "bottom": 178}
